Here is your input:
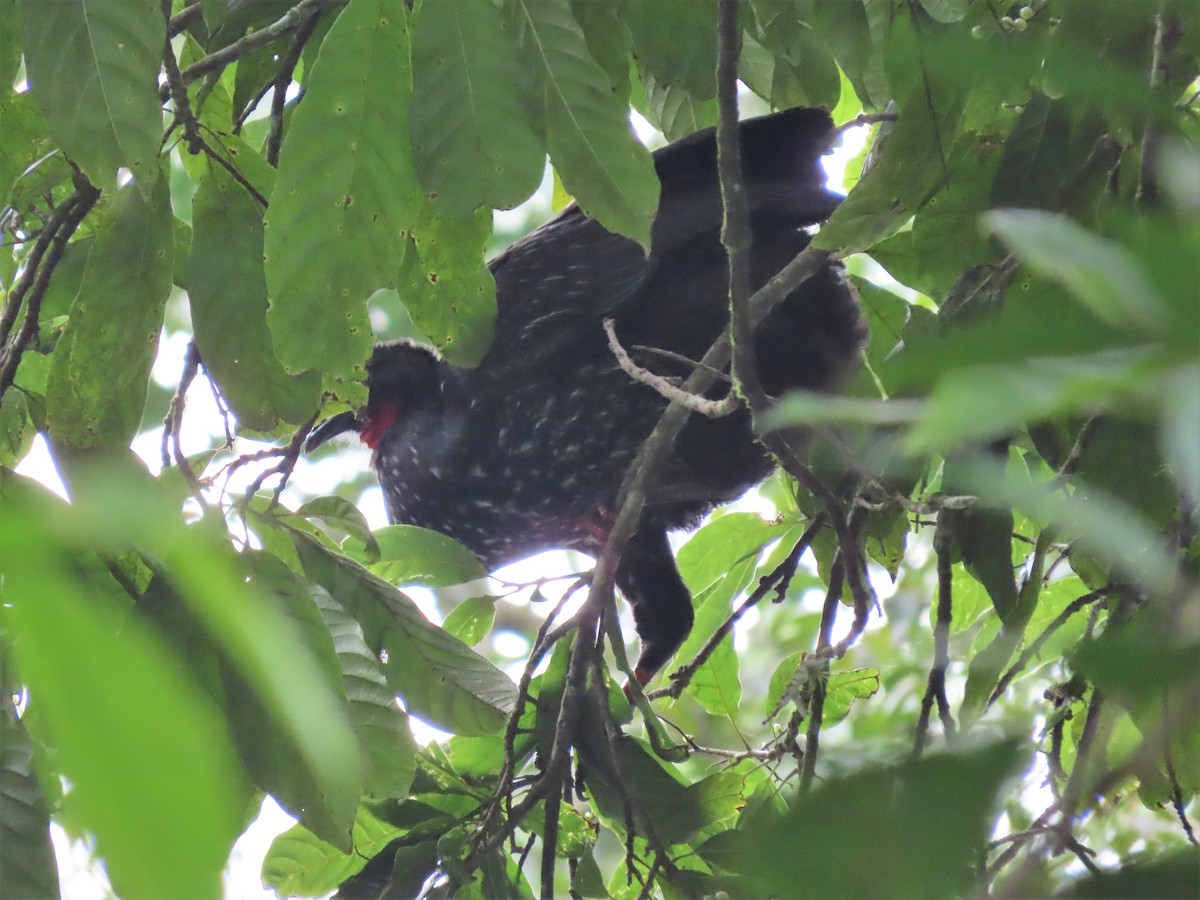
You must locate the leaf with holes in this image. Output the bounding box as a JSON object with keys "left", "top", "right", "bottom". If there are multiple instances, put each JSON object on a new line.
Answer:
{"left": 265, "top": 0, "right": 422, "bottom": 389}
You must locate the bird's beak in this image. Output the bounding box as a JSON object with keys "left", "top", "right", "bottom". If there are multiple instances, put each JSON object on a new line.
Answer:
{"left": 304, "top": 411, "right": 360, "bottom": 453}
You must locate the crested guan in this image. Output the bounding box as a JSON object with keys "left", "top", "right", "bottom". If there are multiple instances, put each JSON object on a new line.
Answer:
{"left": 306, "top": 107, "right": 867, "bottom": 684}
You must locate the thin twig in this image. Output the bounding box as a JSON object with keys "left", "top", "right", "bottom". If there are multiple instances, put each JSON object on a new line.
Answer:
{"left": 240, "top": 412, "right": 320, "bottom": 510}
{"left": 987, "top": 589, "right": 1109, "bottom": 707}
{"left": 1163, "top": 691, "right": 1199, "bottom": 846}
{"left": 715, "top": 0, "right": 765, "bottom": 412}
{"left": 266, "top": 10, "right": 324, "bottom": 166}
{"left": 161, "top": 0, "right": 204, "bottom": 155}
{"left": 800, "top": 557, "right": 844, "bottom": 792}
{"left": 0, "top": 182, "right": 100, "bottom": 401}
{"left": 916, "top": 515, "right": 957, "bottom": 756}
{"left": 655, "top": 514, "right": 824, "bottom": 700}
{"left": 161, "top": 341, "right": 213, "bottom": 512}
{"left": 1137, "top": 7, "right": 1183, "bottom": 205}
{"left": 604, "top": 318, "right": 738, "bottom": 418}
{"left": 165, "top": 0, "right": 346, "bottom": 99}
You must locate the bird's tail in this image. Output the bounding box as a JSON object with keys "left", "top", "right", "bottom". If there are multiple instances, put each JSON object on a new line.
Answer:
{"left": 650, "top": 106, "right": 841, "bottom": 245}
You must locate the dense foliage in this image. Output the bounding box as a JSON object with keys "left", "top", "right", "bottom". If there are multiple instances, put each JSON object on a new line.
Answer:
{"left": 1, "top": 0, "right": 1198, "bottom": 897}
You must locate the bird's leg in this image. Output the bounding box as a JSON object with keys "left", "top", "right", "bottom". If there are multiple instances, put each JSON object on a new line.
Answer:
{"left": 615, "top": 521, "right": 694, "bottom": 686}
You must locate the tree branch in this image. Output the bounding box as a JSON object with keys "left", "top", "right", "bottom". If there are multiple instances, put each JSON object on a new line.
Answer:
{"left": 604, "top": 318, "right": 739, "bottom": 418}
{"left": 0, "top": 181, "right": 100, "bottom": 401}
{"left": 163, "top": 0, "right": 346, "bottom": 99}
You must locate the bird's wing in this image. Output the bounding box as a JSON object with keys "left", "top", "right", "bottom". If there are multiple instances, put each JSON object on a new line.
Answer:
{"left": 483, "top": 206, "right": 654, "bottom": 368}
{"left": 480, "top": 107, "right": 841, "bottom": 369}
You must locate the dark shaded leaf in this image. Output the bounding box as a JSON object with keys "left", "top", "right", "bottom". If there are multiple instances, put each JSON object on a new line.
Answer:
{"left": 189, "top": 161, "right": 321, "bottom": 430}
{"left": 21, "top": 0, "right": 163, "bottom": 189}
{"left": 410, "top": 0, "right": 544, "bottom": 213}
{"left": 46, "top": 172, "right": 173, "bottom": 450}
{"left": 0, "top": 706, "right": 59, "bottom": 900}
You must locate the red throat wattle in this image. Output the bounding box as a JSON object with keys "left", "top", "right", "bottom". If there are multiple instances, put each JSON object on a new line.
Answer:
{"left": 359, "top": 404, "right": 399, "bottom": 449}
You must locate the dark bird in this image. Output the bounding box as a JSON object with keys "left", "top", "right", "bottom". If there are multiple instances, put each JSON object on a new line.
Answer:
{"left": 306, "top": 107, "right": 867, "bottom": 684}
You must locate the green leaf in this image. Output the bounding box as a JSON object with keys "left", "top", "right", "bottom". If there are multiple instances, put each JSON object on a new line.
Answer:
{"left": 677, "top": 513, "right": 787, "bottom": 596}
{"left": 291, "top": 495, "right": 380, "bottom": 562}
{"left": 289, "top": 527, "right": 516, "bottom": 735}
{"left": 0, "top": 473, "right": 246, "bottom": 900}
{"left": 396, "top": 201, "right": 497, "bottom": 366}
{"left": 722, "top": 743, "right": 1024, "bottom": 899}
{"left": 66, "top": 464, "right": 366, "bottom": 848}
{"left": 372, "top": 524, "right": 488, "bottom": 587}
{"left": 0, "top": 707, "right": 59, "bottom": 900}
{"left": 189, "top": 161, "right": 321, "bottom": 430}
{"left": 906, "top": 349, "right": 1165, "bottom": 453}
{"left": 570, "top": 0, "right": 631, "bottom": 101}
{"left": 822, "top": 667, "right": 881, "bottom": 725}
{"left": 21, "top": 0, "right": 164, "bottom": 190}
{"left": 816, "top": 70, "right": 969, "bottom": 254}
{"left": 627, "top": 0, "right": 717, "bottom": 101}
{"left": 240, "top": 555, "right": 361, "bottom": 844}
{"left": 410, "top": 0, "right": 544, "bottom": 213}
{"left": 940, "top": 456, "right": 1019, "bottom": 624}
{"left": 583, "top": 732, "right": 718, "bottom": 846}
{"left": 46, "top": 172, "right": 174, "bottom": 450}
{"left": 945, "top": 455, "right": 1181, "bottom": 600}
{"left": 313, "top": 588, "right": 418, "bottom": 799}
{"left": 265, "top": 0, "right": 422, "bottom": 389}
{"left": 442, "top": 596, "right": 497, "bottom": 646}
{"left": 263, "top": 805, "right": 402, "bottom": 898}
{"left": 0, "top": 88, "right": 52, "bottom": 207}
{"left": 919, "top": 0, "right": 969, "bottom": 23}
{"left": 639, "top": 67, "right": 717, "bottom": 142}
{"left": 988, "top": 93, "right": 1073, "bottom": 211}
{"left": 1163, "top": 365, "right": 1200, "bottom": 509}
{"left": 985, "top": 210, "right": 1168, "bottom": 337}
{"left": 513, "top": 0, "right": 659, "bottom": 247}
{"left": 0, "top": 389, "right": 33, "bottom": 467}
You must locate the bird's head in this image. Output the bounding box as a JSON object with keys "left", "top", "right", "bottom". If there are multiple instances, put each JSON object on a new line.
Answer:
{"left": 304, "top": 339, "right": 449, "bottom": 453}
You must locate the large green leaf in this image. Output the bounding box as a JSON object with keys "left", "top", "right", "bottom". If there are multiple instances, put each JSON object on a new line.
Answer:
{"left": 265, "top": 0, "right": 422, "bottom": 390}
{"left": 0, "top": 89, "right": 52, "bottom": 207}
{"left": 21, "top": 0, "right": 163, "bottom": 189}
{"left": 0, "top": 471, "right": 246, "bottom": 900}
{"left": 816, "top": 55, "right": 970, "bottom": 255}
{"left": 289, "top": 528, "right": 517, "bottom": 735}
{"left": 263, "top": 805, "right": 402, "bottom": 898}
{"left": 59, "top": 463, "right": 367, "bottom": 848}
{"left": 46, "top": 172, "right": 174, "bottom": 450}
{"left": 627, "top": 0, "right": 717, "bottom": 101}
{"left": 512, "top": 0, "right": 659, "bottom": 248}
{"left": 986, "top": 209, "right": 1169, "bottom": 338}
{"left": 311, "top": 586, "right": 417, "bottom": 799}
{"left": 189, "top": 162, "right": 321, "bottom": 431}
{"left": 410, "top": 0, "right": 544, "bottom": 213}
{"left": 371, "top": 524, "right": 488, "bottom": 588}
{"left": 718, "top": 743, "right": 1023, "bottom": 898}
{"left": 237, "top": 555, "right": 361, "bottom": 845}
